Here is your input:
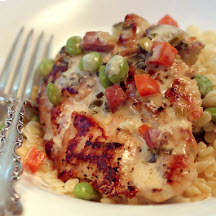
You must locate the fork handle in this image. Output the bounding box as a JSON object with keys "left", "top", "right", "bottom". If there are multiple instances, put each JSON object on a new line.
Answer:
{"left": 0, "top": 97, "right": 25, "bottom": 215}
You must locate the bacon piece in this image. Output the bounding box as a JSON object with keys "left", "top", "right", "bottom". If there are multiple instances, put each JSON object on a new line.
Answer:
{"left": 177, "top": 38, "right": 204, "bottom": 66}
{"left": 144, "top": 128, "right": 161, "bottom": 148}
{"left": 81, "top": 31, "right": 116, "bottom": 52}
{"left": 105, "top": 84, "right": 127, "bottom": 112}
{"left": 144, "top": 128, "right": 170, "bottom": 149}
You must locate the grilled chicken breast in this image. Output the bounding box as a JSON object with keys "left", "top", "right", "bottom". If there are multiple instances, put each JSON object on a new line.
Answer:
{"left": 37, "top": 14, "right": 204, "bottom": 202}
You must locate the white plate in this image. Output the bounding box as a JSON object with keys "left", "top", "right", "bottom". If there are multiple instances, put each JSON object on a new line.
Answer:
{"left": 1, "top": 0, "right": 216, "bottom": 215}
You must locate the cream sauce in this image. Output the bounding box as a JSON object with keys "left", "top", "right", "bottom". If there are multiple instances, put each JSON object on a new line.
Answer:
{"left": 105, "top": 55, "right": 123, "bottom": 78}
{"left": 149, "top": 25, "right": 181, "bottom": 42}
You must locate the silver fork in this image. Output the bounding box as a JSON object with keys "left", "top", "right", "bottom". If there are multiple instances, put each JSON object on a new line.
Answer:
{"left": 0, "top": 28, "right": 53, "bottom": 215}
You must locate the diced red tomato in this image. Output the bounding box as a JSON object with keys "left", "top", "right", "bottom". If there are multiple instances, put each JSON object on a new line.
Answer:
{"left": 158, "top": 14, "right": 178, "bottom": 27}
{"left": 23, "top": 146, "right": 46, "bottom": 173}
{"left": 147, "top": 42, "right": 178, "bottom": 67}
{"left": 105, "top": 84, "right": 127, "bottom": 112}
{"left": 81, "top": 31, "right": 115, "bottom": 52}
{"left": 135, "top": 74, "right": 160, "bottom": 97}
{"left": 138, "top": 124, "right": 151, "bottom": 137}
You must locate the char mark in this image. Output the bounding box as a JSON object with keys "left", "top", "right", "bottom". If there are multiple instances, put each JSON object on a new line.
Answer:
{"left": 44, "top": 139, "right": 54, "bottom": 157}
{"left": 73, "top": 113, "right": 93, "bottom": 136}
{"left": 45, "top": 63, "right": 68, "bottom": 84}
{"left": 165, "top": 155, "right": 187, "bottom": 184}
{"left": 62, "top": 112, "right": 138, "bottom": 198}
{"left": 62, "top": 87, "right": 78, "bottom": 95}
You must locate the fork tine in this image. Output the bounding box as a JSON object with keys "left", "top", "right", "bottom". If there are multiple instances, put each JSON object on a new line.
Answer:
{"left": 43, "top": 35, "right": 54, "bottom": 59}
{"left": 19, "top": 32, "right": 44, "bottom": 99}
{"left": 5, "top": 29, "right": 34, "bottom": 96}
{"left": 0, "top": 27, "right": 24, "bottom": 92}
{"left": 21, "top": 34, "right": 54, "bottom": 99}
{"left": 1, "top": 29, "right": 54, "bottom": 100}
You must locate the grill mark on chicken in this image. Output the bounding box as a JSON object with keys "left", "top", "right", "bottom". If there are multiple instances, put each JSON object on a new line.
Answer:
{"left": 72, "top": 113, "right": 98, "bottom": 136}
{"left": 44, "top": 139, "right": 54, "bottom": 157}
{"left": 180, "top": 128, "right": 197, "bottom": 150}
{"left": 44, "top": 62, "right": 68, "bottom": 84}
{"left": 50, "top": 106, "right": 62, "bottom": 135}
{"left": 62, "top": 87, "right": 78, "bottom": 96}
{"left": 164, "top": 79, "right": 186, "bottom": 103}
{"left": 165, "top": 155, "right": 187, "bottom": 184}
{"left": 59, "top": 112, "right": 138, "bottom": 198}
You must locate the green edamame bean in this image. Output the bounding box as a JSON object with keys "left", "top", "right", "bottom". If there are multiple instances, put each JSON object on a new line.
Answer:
{"left": 73, "top": 182, "right": 99, "bottom": 201}
{"left": 105, "top": 55, "right": 129, "bottom": 83}
{"left": 38, "top": 58, "right": 54, "bottom": 77}
{"left": 47, "top": 83, "right": 61, "bottom": 106}
{"left": 205, "top": 107, "right": 216, "bottom": 123}
{"left": 193, "top": 74, "right": 213, "bottom": 96}
{"left": 66, "top": 36, "right": 83, "bottom": 56}
{"left": 79, "top": 52, "right": 102, "bottom": 72}
{"left": 31, "top": 115, "right": 40, "bottom": 122}
{"left": 99, "top": 65, "right": 112, "bottom": 89}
